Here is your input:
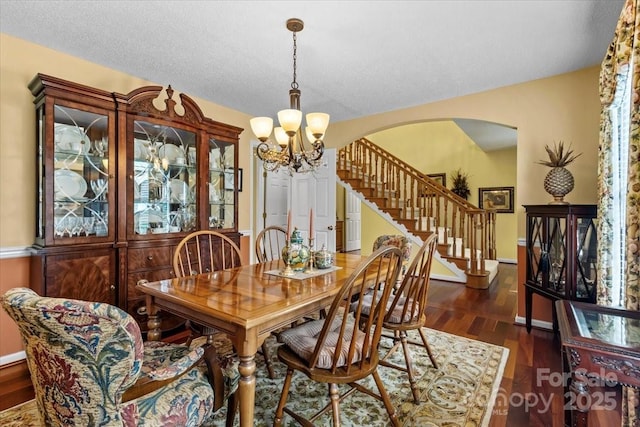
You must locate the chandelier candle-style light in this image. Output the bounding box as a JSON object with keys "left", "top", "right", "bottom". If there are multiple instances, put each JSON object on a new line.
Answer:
{"left": 251, "top": 18, "right": 330, "bottom": 174}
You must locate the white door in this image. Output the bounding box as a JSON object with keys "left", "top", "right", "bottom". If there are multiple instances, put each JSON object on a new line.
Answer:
{"left": 256, "top": 149, "right": 337, "bottom": 252}
{"left": 311, "top": 149, "right": 336, "bottom": 251}
{"left": 263, "top": 169, "right": 289, "bottom": 229}
{"left": 345, "top": 190, "right": 361, "bottom": 251}
{"left": 290, "top": 150, "right": 337, "bottom": 251}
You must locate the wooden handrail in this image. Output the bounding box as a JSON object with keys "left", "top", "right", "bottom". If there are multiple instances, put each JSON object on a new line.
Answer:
{"left": 338, "top": 138, "right": 497, "bottom": 276}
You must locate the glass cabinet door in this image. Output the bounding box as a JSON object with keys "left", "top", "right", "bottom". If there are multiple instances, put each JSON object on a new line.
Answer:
{"left": 131, "top": 120, "right": 196, "bottom": 237}
{"left": 46, "top": 105, "right": 111, "bottom": 243}
{"left": 526, "top": 209, "right": 597, "bottom": 301}
{"left": 576, "top": 216, "right": 597, "bottom": 299}
{"left": 207, "top": 138, "right": 236, "bottom": 230}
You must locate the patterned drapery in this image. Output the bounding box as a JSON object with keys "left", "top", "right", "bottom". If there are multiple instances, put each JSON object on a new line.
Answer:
{"left": 597, "top": 0, "right": 640, "bottom": 425}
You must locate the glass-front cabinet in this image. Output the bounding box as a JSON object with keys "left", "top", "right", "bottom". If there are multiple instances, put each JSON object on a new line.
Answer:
{"left": 34, "top": 89, "right": 116, "bottom": 246}
{"left": 208, "top": 137, "right": 236, "bottom": 230}
{"left": 29, "top": 74, "right": 243, "bottom": 328}
{"left": 119, "top": 85, "right": 242, "bottom": 328}
{"left": 30, "top": 75, "right": 117, "bottom": 305}
{"left": 130, "top": 120, "right": 198, "bottom": 237}
{"left": 523, "top": 204, "right": 597, "bottom": 333}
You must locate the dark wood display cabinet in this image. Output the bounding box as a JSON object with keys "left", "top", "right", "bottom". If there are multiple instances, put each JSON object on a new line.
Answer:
{"left": 524, "top": 204, "right": 597, "bottom": 334}
{"left": 29, "top": 74, "right": 243, "bottom": 333}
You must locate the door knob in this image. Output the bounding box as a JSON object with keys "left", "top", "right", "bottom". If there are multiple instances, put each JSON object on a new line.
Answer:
{"left": 328, "top": 225, "right": 334, "bottom": 230}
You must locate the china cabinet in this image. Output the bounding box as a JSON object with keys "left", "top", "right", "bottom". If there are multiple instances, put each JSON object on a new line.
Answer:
{"left": 523, "top": 204, "right": 597, "bottom": 334}
{"left": 29, "top": 74, "right": 243, "bottom": 330}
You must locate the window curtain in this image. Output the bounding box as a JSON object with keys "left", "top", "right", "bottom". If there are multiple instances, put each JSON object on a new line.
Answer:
{"left": 596, "top": 0, "right": 639, "bottom": 425}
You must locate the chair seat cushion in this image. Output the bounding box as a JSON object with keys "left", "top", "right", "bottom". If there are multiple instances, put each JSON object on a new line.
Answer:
{"left": 278, "top": 318, "right": 366, "bottom": 369}
{"left": 353, "top": 293, "right": 418, "bottom": 324}
{"left": 123, "top": 366, "right": 214, "bottom": 426}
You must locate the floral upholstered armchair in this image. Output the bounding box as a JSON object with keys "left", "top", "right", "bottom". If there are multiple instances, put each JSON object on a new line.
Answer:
{"left": 1, "top": 287, "right": 235, "bottom": 427}
{"left": 372, "top": 235, "right": 412, "bottom": 283}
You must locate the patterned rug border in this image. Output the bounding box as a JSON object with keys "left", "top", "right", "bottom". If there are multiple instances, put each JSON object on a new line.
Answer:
{"left": 447, "top": 329, "right": 510, "bottom": 427}
{"left": 0, "top": 327, "right": 510, "bottom": 427}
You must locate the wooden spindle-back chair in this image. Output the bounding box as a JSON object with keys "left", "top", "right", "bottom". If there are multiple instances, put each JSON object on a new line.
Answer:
{"left": 361, "top": 232, "right": 439, "bottom": 404}
{"left": 274, "top": 246, "right": 404, "bottom": 426}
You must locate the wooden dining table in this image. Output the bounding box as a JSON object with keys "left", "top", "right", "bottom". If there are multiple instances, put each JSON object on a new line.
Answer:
{"left": 136, "top": 253, "right": 367, "bottom": 427}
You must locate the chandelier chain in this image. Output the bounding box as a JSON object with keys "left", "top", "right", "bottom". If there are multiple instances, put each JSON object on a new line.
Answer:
{"left": 291, "top": 30, "right": 298, "bottom": 90}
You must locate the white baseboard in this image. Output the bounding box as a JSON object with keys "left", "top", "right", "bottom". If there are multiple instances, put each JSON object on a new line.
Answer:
{"left": 430, "top": 273, "right": 466, "bottom": 283}
{"left": 514, "top": 315, "right": 553, "bottom": 331}
{"left": 497, "top": 258, "right": 517, "bottom": 264}
{"left": 0, "top": 246, "right": 31, "bottom": 259}
{"left": 0, "top": 351, "right": 26, "bottom": 366}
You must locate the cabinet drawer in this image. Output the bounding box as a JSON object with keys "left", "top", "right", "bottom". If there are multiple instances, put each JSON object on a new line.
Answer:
{"left": 127, "top": 269, "right": 175, "bottom": 300}
{"left": 128, "top": 247, "right": 173, "bottom": 271}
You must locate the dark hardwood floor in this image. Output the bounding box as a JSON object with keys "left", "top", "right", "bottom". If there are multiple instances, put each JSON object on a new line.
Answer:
{"left": 424, "top": 263, "right": 620, "bottom": 427}
{"left": 0, "top": 262, "right": 621, "bottom": 426}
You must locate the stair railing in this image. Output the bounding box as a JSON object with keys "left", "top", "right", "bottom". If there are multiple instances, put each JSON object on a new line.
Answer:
{"left": 338, "top": 138, "right": 497, "bottom": 275}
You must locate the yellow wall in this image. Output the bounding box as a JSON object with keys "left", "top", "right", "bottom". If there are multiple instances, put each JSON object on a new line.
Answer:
{"left": 325, "top": 67, "right": 600, "bottom": 230}
{"left": 365, "top": 121, "right": 518, "bottom": 261}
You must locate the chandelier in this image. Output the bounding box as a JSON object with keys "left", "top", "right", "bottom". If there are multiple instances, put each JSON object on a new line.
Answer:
{"left": 251, "top": 18, "right": 330, "bottom": 174}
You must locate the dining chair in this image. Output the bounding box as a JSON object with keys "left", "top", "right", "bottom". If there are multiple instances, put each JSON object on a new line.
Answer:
{"left": 1, "top": 287, "right": 233, "bottom": 427}
{"left": 173, "top": 230, "right": 277, "bottom": 380}
{"left": 173, "top": 230, "right": 243, "bottom": 277}
{"left": 274, "top": 245, "right": 404, "bottom": 426}
{"left": 255, "top": 225, "right": 288, "bottom": 263}
{"left": 254, "top": 225, "right": 295, "bottom": 378}
{"left": 173, "top": 230, "right": 242, "bottom": 343}
{"left": 358, "top": 232, "right": 439, "bottom": 404}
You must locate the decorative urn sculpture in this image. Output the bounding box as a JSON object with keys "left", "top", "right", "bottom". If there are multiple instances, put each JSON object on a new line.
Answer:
{"left": 314, "top": 245, "right": 334, "bottom": 269}
{"left": 538, "top": 141, "right": 582, "bottom": 205}
{"left": 282, "top": 228, "right": 311, "bottom": 272}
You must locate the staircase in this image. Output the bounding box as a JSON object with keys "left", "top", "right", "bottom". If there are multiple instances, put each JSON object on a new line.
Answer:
{"left": 337, "top": 138, "right": 499, "bottom": 289}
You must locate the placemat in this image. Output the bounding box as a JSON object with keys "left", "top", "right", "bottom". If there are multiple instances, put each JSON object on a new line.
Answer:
{"left": 264, "top": 265, "right": 342, "bottom": 279}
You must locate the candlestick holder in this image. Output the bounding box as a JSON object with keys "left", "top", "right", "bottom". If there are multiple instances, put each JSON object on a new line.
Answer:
{"left": 304, "top": 237, "right": 315, "bottom": 273}
{"left": 281, "top": 240, "right": 295, "bottom": 276}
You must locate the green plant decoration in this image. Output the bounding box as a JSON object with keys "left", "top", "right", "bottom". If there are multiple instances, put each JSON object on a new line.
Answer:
{"left": 451, "top": 169, "right": 471, "bottom": 200}
{"left": 537, "top": 140, "right": 582, "bottom": 167}
{"left": 537, "top": 140, "right": 582, "bottom": 204}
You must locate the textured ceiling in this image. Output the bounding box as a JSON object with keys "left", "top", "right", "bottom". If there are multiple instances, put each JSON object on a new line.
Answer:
{"left": 0, "top": 0, "right": 623, "bottom": 148}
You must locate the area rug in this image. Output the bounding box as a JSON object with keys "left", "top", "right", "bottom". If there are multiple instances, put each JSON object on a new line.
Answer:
{"left": 0, "top": 328, "right": 508, "bottom": 427}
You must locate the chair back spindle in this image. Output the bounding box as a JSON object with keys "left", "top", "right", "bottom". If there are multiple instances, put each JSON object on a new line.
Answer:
{"left": 255, "top": 225, "right": 288, "bottom": 263}
{"left": 173, "top": 230, "right": 242, "bottom": 277}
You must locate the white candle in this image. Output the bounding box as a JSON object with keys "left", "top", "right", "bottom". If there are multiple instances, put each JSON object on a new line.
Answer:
{"left": 310, "top": 208, "right": 314, "bottom": 241}
{"left": 286, "top": 210, "right": 292, "bottom": 240}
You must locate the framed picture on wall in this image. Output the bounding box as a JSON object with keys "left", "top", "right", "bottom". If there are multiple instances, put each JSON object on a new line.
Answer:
{"left": 478, "top": 186, "right": 514, "bottom": 213}
{"left": 427, "top": 173, "right": 446, "bottom": 187}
